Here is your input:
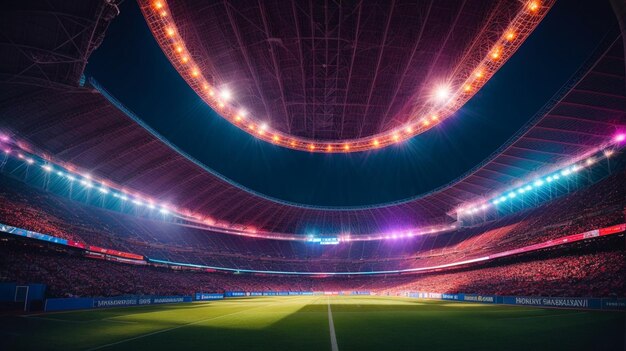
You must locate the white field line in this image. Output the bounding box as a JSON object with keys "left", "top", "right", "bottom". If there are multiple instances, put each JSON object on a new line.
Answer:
{"left": 86, "top": 298, "right": 297, "bottom": 351}
{"left": 327, "top": 297, "right": 339, "bottom": 351}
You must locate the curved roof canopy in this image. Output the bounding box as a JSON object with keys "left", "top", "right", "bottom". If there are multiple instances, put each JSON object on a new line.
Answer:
{"left": 0, "top": 36, "right": 624, "bottom": 238}
{"left": 139, "top": 0, "right": 554, "bottom": 152}
{"left": 0, "top": 0, "right": 624, "bottom": 240}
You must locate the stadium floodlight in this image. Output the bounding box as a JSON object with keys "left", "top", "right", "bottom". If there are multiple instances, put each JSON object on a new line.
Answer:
{"left": 546, "top": 176, "right": 553, "bottom": 182}
{"left": 56, "top": 171, "right": 64, "bottom": 176}
{"left": 220, "top": 89, "right": 232, "bottom": 101}
{"left": 159, "top": 207, "right": 170, "bottom": 214}
{"left": 98, "top": 187, "right": 109, "bottom": 194}
{"left": 42, "top": 165, "right": 52, "bottom": 172}
{"left": 499, "top": 196, "right": 507, "bottom": 202}
{"left": 120, "top": 195, "right": 128, "bottom": 201}
{"left": 614, "top": 133, "right": 625, "bottom": 143}
{"left": 434, "top": 84, "right": 451, "bottom": 103}
{"left": 560, "top": 169, "right": 571, "bottom": 176}
{"left": 533, "top": 180, "right": 544, "bottom": 187}
{"left": 552, "top": 174, "right": 560, "bottom": 180}
{"left": 524, "top": 185, "right": 532, "bottom": 191}
{"left": 507, "top": 192, "right": 516, "bottom": 198}
{"left": 25, "top": 158, "right": 34, "bottom": 164}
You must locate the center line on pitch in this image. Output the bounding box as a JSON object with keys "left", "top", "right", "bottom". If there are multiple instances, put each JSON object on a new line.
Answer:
{"left": 327, "top": 297, "right": 339, "bottom": 351}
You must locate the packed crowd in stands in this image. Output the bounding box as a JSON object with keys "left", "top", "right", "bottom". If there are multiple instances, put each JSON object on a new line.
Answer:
{"left": 0, "top": 168, "right": 623, "bottom": 273}
{"left": 0, "top": 237, "right": 624, "bottom": 298}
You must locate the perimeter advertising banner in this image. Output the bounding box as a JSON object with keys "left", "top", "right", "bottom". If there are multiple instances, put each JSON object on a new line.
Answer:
{"left": 408, "top": 292, "right": 625, "bottom": 310}
{"left": 502, "top": 296, "right": 601, "bottom": 309}
{"left": 45, "top": 295, "right": 192, "bottom": 311}
{"left": 195, "top": 293, "right": 224, "bottom": 301}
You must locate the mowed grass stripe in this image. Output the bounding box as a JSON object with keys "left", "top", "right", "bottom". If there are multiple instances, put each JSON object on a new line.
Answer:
{"left": 86, "top": 298, "right": 296, "bottom": 350}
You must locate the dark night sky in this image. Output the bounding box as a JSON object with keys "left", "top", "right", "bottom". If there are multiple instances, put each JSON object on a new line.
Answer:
{"left": 85, "top": 0, "right": 618, "bottom": 207}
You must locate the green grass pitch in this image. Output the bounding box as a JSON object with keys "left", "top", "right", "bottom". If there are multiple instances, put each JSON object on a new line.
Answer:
{"left": 1, "top": 296, "right": 624, "bottom": 350}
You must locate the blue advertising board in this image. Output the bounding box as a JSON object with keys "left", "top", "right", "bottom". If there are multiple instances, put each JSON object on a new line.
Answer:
{"left": 45, "top": 295, "right": 192, "bottom": 312}
{"left": 195, "top": 293, "right": 224, "bottom": 301}
{"left": 407, "top": 292, "right": 622, "bottom": 310}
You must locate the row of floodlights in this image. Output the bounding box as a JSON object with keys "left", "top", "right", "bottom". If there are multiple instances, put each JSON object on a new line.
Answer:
{"left": 7, "top": 151, "right": 173, "bottom": 215}
{"left": 458, "top": 135, "right": 624, "bottom": 217}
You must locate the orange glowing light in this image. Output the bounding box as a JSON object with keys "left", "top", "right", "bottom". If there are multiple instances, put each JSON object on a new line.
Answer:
{"left": 475, "top": 70, "right": 484, "bottom": 79}
{"left": 373, "top": 140, "right": 380, "bottom": 147}
{"left": 431, "top": 114, "right": 439, "bottom": 121}
{"left": 272, "top": 135, "right": 279, "bottom": 142}
{"left": 175, "top": 46, "right": 183, "bottom": 53}
{"left": 181, "top": 56, "right": 189, "bottom": 63}
{"left": 326, "top": 145, "right": 332, "bottom": 152}
{"left": 166, "top": 28, "right": 175, "bottom": 37}
{"left": 405, "top": 126, "right": 414, "bottom": 133}
{"left": 235, "top": 115, "right": 242, "bottom": 122}
{"left": 528, "top": 1, "right": 540, "bottom": 12}
{"left": 423, "top": 119, "right": 430, "bottom": 126}
{"left": 154, "top": 1, "right": 163, "bottom": 10}
{"left": 463, "top": 84, "right": 472, "bottom": 92}
{"left": 491, "top": 47, "right": 501, "bottom": 60}
{"left": 191, "top": 68, "right": 199, "bottom": 77}
{"left": 343, "top": 144, "right": 350, "bottom": 151}
{"left": 309, "top": 144, "right": 315, "bottom": 150}
{"left": 505, "top": 31, "right": 516, "bottom": 41}
{"left": 392, "top": 134, "right": 399, "bottom": 142}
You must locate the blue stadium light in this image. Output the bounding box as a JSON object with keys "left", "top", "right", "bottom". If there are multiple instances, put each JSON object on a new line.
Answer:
{"left": 120, "top": 195, "right": 128, "bottom": 201}
{"left": 56, "top": 171, "right": 64, "bottom": 177}
{"left": 499, "top": 196, "right": 507, "bottom": 202}
{"left": 552, "top": 174, "right": 560, "bottom": 180}
{"left": 159, "top": 207, "right": 170, "bottom": 214}
{"left": 524, "top": 185, "right": 532, "bottom": 191}
{"left": 546, "top": 176, "right": 553, "bottom": 182}
{"left": 533, "top": 180, "right": 544, "bottom": 187}
{"left": 42, "top": 165, "right": 52, "bottom": 172}
{"left": 98, "top": 187, "right": 109, "bottom": 194}
{"left": 517, "top": 188, "right": 525, "bottom": 194}
{"left": 66, "top": 175, "right": 75, "bottom": 182}
{"left": 560, "top": 169, "right": 571, "bottom": 176}
{"left": 132, "top": 199, "right": 143, "bottom": 206}
{"left": 507, "top": 192, "right": 516, "bottom": 198}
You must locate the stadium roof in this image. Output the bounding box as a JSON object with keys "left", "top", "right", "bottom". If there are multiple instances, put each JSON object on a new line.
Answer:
{"left": 0, "top": 1, "right": 624, "bottom": 238}
{"left": 138, "top": 0, "right": 554, "bottom": 152}
{"left": 0, "top": 0, "right": 120, "bottom": 87}
{"left": 0, "top": 34, "right": 624, "bottom": 236}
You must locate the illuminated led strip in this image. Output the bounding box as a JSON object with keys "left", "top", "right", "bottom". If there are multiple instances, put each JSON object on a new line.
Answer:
{"left": 139, "top": 0, "right": 554, "bottom": 152}
{"left": 149, "top": 223, "right": 625, "bottom": 275}
{"left": 0, "top": 135, "right": 455, "bottom": 242}
{"left": 456, "top": 133, "right": 626, "bottom": 217}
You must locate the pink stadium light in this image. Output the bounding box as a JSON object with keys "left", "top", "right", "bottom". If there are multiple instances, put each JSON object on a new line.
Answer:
{"left": 614, "top": 133, "right": 625, "bottom": 143}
